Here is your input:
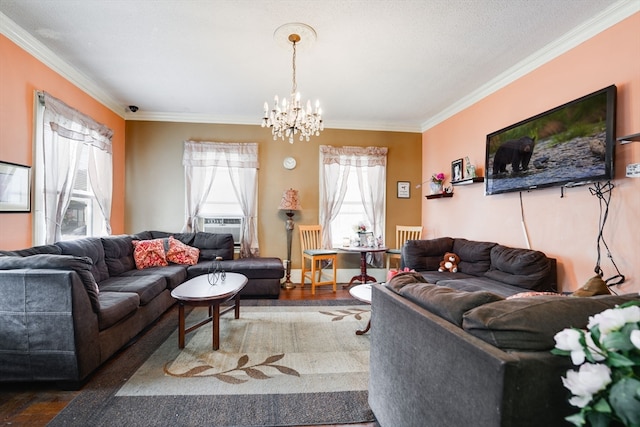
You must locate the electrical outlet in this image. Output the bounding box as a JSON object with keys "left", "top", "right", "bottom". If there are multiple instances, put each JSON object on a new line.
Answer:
{"left": 626, "top": 163, "right": 640, "bottom": 178}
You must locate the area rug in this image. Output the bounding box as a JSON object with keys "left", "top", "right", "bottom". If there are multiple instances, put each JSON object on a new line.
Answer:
{"left": 48, "top": 299, "right": 374, "bottom": 427}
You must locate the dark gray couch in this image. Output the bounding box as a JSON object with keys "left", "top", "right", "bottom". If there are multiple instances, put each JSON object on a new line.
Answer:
{"left": 0, "top": 230, "right": 283, "bottom": 386}
{"left": 401, "top": 237, "right": 557, "bottom": 295}
{"left": 369, "top": 237, "right": 639, "bottom": 426}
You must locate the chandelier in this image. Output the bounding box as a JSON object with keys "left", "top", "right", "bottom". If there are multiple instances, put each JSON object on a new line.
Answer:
{"left": 262, "top": 23, "right": 323, "bottom": 144}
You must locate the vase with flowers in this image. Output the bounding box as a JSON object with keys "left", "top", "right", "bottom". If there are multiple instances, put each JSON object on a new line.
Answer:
{"left": 430, "top": 172, "right": 445, "bottom": 194}
{"left": 353, "top": 222, "right": 370, "bottom": 247}
{"left": 552, "top": 301, "right": 640, "bottom": 427}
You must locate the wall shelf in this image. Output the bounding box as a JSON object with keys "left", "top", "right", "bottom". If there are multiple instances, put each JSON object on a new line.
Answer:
{"left": 617, "top": 133, "right": 640, "bottom": 144}
{"left": 425, "top": 192, "right": 453, "bottom": 200}
{"left": 451, "top": 176, "right": 484, "bottom": 186}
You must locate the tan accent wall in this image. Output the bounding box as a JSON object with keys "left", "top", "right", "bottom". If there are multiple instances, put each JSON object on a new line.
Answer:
{"left": 125, "top": 122, "right": 422, "bottom": 269}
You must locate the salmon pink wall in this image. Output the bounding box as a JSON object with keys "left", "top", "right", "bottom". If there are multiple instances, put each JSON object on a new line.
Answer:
{"left": 0, "top": 35, "right": 126, "bottom": 250}
{"left": 422, "top": 13, "right": 640, "bottom": 293}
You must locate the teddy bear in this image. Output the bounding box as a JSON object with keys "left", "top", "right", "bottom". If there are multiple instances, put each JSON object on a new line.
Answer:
{"left": 438, "top": 252, "right": 460, "bottom": 273}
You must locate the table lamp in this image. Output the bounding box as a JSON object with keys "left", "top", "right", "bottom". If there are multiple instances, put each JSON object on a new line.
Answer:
{"left": 278, "top": 188, "right": 302, "bottom": 289}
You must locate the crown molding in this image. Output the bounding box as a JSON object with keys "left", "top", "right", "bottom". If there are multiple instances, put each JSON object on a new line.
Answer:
{"left": 125, "top": 111, "right": 422, "bottom": 133}
{"left": 0, "top": 11, "right": 125, "bottom": 118}
{"left": 420, "top": 0, "right": 639, "bottom": 132}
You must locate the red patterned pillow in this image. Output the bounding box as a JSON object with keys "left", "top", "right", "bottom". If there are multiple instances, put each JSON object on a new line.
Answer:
{"left": 166, "top": 236, "right": 200, "bottom": 265}
{"left": 132, "top": 239, "right": 168, "bottom": 269}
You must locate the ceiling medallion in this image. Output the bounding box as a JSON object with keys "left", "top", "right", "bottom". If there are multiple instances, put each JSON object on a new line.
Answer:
{"left": 261, "top": 23, "right": 323, "bottom": 144}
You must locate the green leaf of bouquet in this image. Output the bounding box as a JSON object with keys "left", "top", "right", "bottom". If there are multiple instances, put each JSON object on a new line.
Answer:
{"left": 551, "top": 348, "right": 571, "bottom": 357}
{"left": 604, "top": 331, "right": 635, "bottom": 353}
{"left": 586, "top": 411, "right": 612, "bottom": 427}
{"left": 593, "top": 397, "right": 612, "bottom": 413}
{"left": 618, "top": 301, "right": 640, "bottom": 309}
{"left": 607, "top": 351, "right": 636, "bottom": 368}
{"left": 610, "top": 377, "right": 640, "bottom": 426}
{"left": 586, "top": 410, "right": 612, "bottom": 427}
{"left": 565, "top": 412, "right": 585, "bottom": 426}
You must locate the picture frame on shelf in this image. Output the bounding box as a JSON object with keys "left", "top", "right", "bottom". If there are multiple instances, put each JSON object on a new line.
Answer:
{"left": 451, "top": 158, "right": 463, "bottom": 182}
{"left": 397, "top": 181, "right": 410, "bottom": 198}
{"left": 0, "top": 161, "right": 31, "bottom": 213}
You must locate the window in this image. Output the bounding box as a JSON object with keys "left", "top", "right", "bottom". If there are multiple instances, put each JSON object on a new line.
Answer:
{"left": 329, "top": 169, "right": 371, "bottom": 247}
{"left": 319, "top": 145, "right": 387, "bottom": 249}
{"left": 34, "top": 92, "right": 113, "bottom": 245}
{"left": 197, "top": 167, "right": 243, "bottom": 218}
{"left": 182, "top": 141, "right": 259, "bottom": 257}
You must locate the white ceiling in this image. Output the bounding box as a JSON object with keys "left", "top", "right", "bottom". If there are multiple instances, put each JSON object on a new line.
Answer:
{"left": 1, "top": 0, "right": 637, "bottom": 132}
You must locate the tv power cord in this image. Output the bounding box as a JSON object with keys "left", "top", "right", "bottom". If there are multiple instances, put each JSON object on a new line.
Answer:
{"left": 589, "top": 181, "right": 625, "bottom": 294}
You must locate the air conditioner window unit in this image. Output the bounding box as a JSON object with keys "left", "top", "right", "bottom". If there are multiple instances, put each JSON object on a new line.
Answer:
{"left": 199, "top": 216, "right": 243, "bottom": 245}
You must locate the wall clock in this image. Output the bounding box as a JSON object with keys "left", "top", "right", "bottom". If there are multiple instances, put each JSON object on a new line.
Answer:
{"left": 283, "top": 157, "right": 297, "bottom": 170}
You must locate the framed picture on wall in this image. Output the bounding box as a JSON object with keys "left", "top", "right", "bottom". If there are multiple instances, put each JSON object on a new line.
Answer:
{"left": 451, "top": 158, "right": 463, "bottom": 182}
{"left": 397, "top": 181, "right": 410, "bottom": 198}
{"left": 0, "top": 161, "right": 32, "bottom": 213}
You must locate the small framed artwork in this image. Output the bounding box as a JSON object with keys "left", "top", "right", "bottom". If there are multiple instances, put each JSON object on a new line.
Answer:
{"left": 397, "top": 181, "right": 410, "bottom": 198}
{"left": 451, "top": 158, "right": 464, "bottom": 182}
{"left": 0, "top": 161, "right": 32, "bottom": 213}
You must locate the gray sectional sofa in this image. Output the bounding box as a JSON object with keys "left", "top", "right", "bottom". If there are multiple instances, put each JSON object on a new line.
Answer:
{"left": 369, "top": 237, "right": 639, "bottom": 426}
{"left": 0, "top": 230, "right": 284, "bottom": 386}
{"left": 400, "top": 236, "right": 557, "bottom": 295}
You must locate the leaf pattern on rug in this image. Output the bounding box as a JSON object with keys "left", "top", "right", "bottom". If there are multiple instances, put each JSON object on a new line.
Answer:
{"left": 319, "top": 308, "right": 369, "bottom": 321}
{"left": 163, "top": 353, "right": 300, "bottom": 384}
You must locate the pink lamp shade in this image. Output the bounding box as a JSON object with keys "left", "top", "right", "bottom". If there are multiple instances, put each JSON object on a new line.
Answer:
{"left": 278, "top": 188, "right": 302, "bottom": 211}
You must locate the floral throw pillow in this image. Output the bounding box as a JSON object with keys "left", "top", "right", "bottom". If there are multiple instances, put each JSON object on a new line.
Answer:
{"left": 132, "top": 239, "right": 168, "bottom": 269}
{"left": 166, "top": 236, "right": 200, "bottom": 265}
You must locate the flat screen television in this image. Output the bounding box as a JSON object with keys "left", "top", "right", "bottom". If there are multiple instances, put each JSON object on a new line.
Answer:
{"left": 485, "top": 85, "right": 616, "bottom": 196}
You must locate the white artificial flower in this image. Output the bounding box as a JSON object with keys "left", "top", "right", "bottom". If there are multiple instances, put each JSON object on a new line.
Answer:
{"left": 554, "top": 328, "right": 605, "bottom": 365}
{"left": 555, "top": 328, "right": 583, "bottom": 352}
{"left": 562, "top": 363, "right": 612, "bottom": 408}
{"left": 588, "top": 305, "right": 640, "bottom": 335}
{"left": 631, "top": 329, "right": 640, "bottom": 350}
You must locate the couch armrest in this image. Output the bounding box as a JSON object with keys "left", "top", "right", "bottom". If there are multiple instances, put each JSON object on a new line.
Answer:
{"left": 369, "top": 285, "right": 572, "bottom": 427}
{"left": 0, "top": 269, "right": 100, "bottom": 383}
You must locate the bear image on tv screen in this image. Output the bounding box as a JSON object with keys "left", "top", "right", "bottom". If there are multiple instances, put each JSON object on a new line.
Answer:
{"left": 492, "top": 136, "right": 536, "bottom": 176}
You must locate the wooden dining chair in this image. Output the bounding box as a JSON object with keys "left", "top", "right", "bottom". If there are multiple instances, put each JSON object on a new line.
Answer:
{"left": 386, "top": 225, "right": 423, "bottom": 270}
{"left": 299, "top": 225, "right": 338, "bottom": 295}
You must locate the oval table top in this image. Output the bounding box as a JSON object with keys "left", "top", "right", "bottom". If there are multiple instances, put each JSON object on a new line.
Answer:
{"left": 171, "top": 272, "right": 247, "bottom": 302}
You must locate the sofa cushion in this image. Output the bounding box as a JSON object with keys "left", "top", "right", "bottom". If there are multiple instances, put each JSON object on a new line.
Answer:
{"left": 99, "top": 274, "right": 167, "bottom": 305}
{"left": 452, "top": 239, "right": 496, "bottom": 276}
{"left": 484, "top": 245, "right": 552, "bottom": 291}
{"left": 0, "top": 244, "right": 62, "bottom": 257}
{"left": 396, "top": 282, "right": 504, "bottom": 326}
{"left": 418, "top": 271, "right": 477, "bottom": 286}
{"left": 119, "top": 264, "right": 188, "bottom": 290}
{"left": 193, "top": 232, "right": 234, "bottom": 260}
{"left": 132, "top": 239, "right": 168, "bottom": 269}
{"left": 437, "top": 276, "right": 528, "bottom": 298}
{"left": 166, "top": 236, "right": 200, "bottom": 265}
{"left": 187, "top": 257, "right": 284, "bottom": 280}
{"left": 0, "top": 254, "right": 100, "bottom": 312}
{"left": 56, "top": 238, "right": 110, "bottom": 283}
{"left": 462, "top": 294, "right": 640, "bottom": 351}
{"left": 97, "top": 291, "right": 139, "bottom": 330}
{"left": 402, "top": 237, "right": 454, "bottom": 271}
{"left": 102, "top": 235, "right": 135, "bottom": 276}
{"left": 387, "top": 271, "right": 430, "bottom": 291}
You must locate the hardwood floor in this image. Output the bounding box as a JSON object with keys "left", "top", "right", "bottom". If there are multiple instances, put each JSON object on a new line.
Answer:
{"left": 0, "top": 284, "right": 378, "bottom": 427}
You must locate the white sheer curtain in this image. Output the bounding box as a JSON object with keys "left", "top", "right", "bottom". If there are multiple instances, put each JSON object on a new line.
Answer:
{"left": 319, "top": 145, "right": 387, "bottom": 265}
{"left": 37, "top": 92, "right": 113, "bottom": 244}
{"left": 182, "top": 141, "right": 260, "bottom": 257}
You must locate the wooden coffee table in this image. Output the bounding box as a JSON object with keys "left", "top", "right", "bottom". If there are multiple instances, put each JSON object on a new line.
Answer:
{"left": 170, "top": 272, "right": 247, "bottom": 350}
